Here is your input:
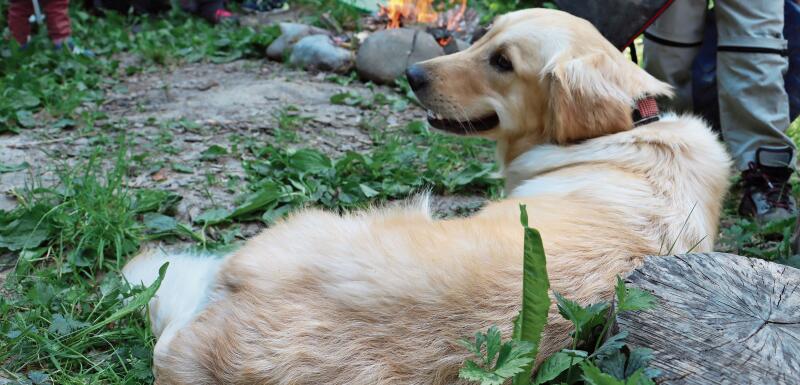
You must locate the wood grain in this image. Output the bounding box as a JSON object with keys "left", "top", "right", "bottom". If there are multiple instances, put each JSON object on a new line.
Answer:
{"left": 616, "top": 253, "right": 800, "bottom": 384}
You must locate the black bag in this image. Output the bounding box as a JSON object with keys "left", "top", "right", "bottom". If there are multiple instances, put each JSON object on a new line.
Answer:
{"left": 553, "top": 0, "right": 675, "bottom": 51}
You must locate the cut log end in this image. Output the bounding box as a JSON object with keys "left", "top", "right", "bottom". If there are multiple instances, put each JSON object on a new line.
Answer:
{"left": 615, "top": 253, "right": 800, "bottom": 384}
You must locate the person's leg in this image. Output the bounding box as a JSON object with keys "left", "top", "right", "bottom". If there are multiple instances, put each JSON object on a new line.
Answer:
{"left": 716, "top": 0, "right": 795, "bottom": 221}
{"left": 643, "top": 0, "right": 708, "bottom": 113}
{"left": 7, "top": 0, "right": 34, "bottom": 46}
{"left": 43, "top": 0, "right": 72, "bottom": 44}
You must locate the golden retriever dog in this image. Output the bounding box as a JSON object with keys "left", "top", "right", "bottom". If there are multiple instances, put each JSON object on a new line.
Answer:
{"left": 123, "top": 8, "right": 732, "bottom": 385}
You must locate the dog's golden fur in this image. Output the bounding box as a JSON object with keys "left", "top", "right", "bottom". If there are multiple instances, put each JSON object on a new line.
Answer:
{"left": 123, "top": 9, "right": 732, "bottom": 384}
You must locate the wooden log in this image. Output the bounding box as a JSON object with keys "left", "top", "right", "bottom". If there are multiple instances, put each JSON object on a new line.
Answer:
{"left": 616, "top": 253, "right": 800, "bottom": 384}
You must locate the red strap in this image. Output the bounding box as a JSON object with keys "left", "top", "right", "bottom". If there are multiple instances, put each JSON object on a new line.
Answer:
{"left": 636, "top": 97, "right": 660, "bottom": 119}
{"left": 621, "top": 0, "right": 677, "bottom": 51}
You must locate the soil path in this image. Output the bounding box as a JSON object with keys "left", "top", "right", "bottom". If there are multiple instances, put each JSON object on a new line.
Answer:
{"left": 0, "top": 59, "right": 487, "bottom": 265}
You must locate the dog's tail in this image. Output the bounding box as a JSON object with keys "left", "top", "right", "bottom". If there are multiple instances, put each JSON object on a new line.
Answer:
{"left": 122, "top": 249, "right": 227, "bottom": 353}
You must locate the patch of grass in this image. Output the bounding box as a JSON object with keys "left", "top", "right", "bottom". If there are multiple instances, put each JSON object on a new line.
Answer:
{"left": 197, "top": 120, "right": 502, "bottom": 225}
{"left": 0, "top": 142, "right": 186, "bottom": 383}
{"left": 0, "top": 8, "right": 279, "bottom": 133}
{"left": 0, "top": 264, "right": 165, "bottom": 384}
{"left": 0, "top": 144, "right": 188, "bottom": 272}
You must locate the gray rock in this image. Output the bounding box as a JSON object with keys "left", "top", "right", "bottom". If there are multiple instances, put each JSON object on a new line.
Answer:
{"left": 356, "top": 28, "right": 444, "bottom": 84}
{"left": 266, "top": 22, "right": 331, "bottom": 62}
{"left": 456, "top": 39, "right": 471, "bottom": 52}
{"left": 288, "top": 35, "right": 354, "bottom": 73}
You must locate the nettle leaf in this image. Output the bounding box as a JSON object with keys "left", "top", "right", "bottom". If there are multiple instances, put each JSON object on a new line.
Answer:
{"left": 48, "top": 314, "right": 90, "bottom": 336}
{"left": 595, "top": 349, "right": 627, "bottom": 380}
{"left": 625, "top": 348, "right": 659, "bottom": 379}
{"left": 623, "top": 368, "right": 656, "bottom": 385}
{"left": 580, "top": 361, "right": 625, "bottom": 385}
{"left": 554, "top": 292, "right": 609, "bottom": 342}
{"left": 458, "top": 326, "right": 536, "bottom": 385}
{"left": 615, "top": 277, "right": 656, "bottom": 312}
{"left": 514, "top": 204, "right": 552, "bottom": 385}
{"left": 592, "top": 331, "right": 628, "bottom": 359}
{"left": 533, "top": 350, "right": 587, "bottom": 385}
{"left": 27, "top": 371, "right": 49, "bottom": 385}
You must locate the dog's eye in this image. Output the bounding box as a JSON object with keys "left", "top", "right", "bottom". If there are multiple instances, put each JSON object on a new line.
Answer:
{"left": 490, "top": 52, "right": 513, "bottom": 72}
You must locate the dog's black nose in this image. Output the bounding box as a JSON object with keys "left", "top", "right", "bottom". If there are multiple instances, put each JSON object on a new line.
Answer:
{"left": 405, "top": 64, "right": 429, "bottom": 92}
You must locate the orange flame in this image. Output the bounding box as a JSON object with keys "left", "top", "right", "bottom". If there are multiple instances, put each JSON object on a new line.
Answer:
{"left": 380, "top": 0, "right": 467, "bottom": 31}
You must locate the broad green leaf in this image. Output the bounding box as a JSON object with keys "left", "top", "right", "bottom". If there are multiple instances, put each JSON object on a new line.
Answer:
{"left": 15, "top": 110, "right": 36, "bottom": 127}
{"left": 195, "top": 208, "right": 231, "bottom": 225}
{"left": 143, "top": 213, "right": 179, "bottom": 233}
{"left": 288, "top": 149, "right": 332, "bottom": 174}
{"left": 0, "top": 205, "right": 52, "bottom": 251}
{"left": 359, "top": 183, "right": 379, "bottom": 198}
{"left": 615, "top": 277, "right": 656, "bottom": 312}
{"left": 513, "top": 204, "right": 551, "bottom": 385}
{"left": 229, "top": 183, "right": 283, "bottom": 219}
{"left": 262, "top": 204, "right": 293, "bottom": 225}
{"left": 533, "top": 350, "right": 586, "bottom": 385}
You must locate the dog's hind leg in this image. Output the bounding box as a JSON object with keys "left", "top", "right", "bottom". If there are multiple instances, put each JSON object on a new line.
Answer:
{"left": 122, "top": 249, "right": 227, "bottom": 357}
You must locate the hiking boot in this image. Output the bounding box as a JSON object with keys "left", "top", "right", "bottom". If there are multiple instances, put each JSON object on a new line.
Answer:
{"left": 738, "top": 147, "right": 797, "bottom": 223}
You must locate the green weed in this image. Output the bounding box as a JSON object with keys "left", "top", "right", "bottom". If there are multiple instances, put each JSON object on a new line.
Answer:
{"left": 196, "top": 120, "right": 501, "bottom": 225}
{"left": 0, "top": 261, "right": 166, "bottom": 384}
{"left": 459, "top": 205, "right": 659, "bottom": 385}
{"left": 0, "top": 144, "right": 188, "bottom": 273}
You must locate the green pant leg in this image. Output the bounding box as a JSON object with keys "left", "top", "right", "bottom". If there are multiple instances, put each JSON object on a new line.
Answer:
{"left": 643, "top": 0, "right": 708, "bottom": 113}
{"left": 716, "top": 0, "right": 794, "bottom": 170}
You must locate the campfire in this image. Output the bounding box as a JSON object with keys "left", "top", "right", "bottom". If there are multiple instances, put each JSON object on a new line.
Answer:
{"left": 353, "top": 0, "right": 483, "bottom": 83}
{"left": 376, "top": 0, "right": 477, "bottom": 47}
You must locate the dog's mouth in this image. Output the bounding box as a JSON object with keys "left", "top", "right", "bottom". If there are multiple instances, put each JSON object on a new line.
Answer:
{"left": 425, "top": 109, "right": 500, "bottom": 134}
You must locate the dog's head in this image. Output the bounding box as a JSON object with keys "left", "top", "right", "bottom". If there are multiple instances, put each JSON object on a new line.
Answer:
{"left": 407, "top": 9, "right": 671, "bottom": 161}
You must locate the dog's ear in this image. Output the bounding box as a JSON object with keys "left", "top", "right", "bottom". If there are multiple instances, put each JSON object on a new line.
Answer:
{"left": 543, "top": 50, "right": 672, "bottom": 144}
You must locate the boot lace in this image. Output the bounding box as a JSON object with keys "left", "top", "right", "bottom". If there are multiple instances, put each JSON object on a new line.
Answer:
{"left": 744, "top": 162, "right": 793, "bottom": 210}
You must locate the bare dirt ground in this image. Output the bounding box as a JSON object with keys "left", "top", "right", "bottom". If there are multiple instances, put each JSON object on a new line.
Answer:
{"left": 0, "top": 59, "right": 487, "bottom": 271}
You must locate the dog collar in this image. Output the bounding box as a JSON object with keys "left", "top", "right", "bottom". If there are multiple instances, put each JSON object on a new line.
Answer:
{"left": 632, "top": 97, "right": 660, "bottom": 127}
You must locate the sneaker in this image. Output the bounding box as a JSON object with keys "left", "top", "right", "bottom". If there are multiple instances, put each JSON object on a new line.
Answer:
{"left": 54, "top": 38, "right": 95, "bottom": 57}
{"left": 738, "top": 147, "right": 797, "bottom": 223}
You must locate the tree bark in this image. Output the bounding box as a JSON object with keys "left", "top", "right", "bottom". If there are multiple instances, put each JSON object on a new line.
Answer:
{"left": 616, "top": 253, "right": 800, "bottom": 384}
